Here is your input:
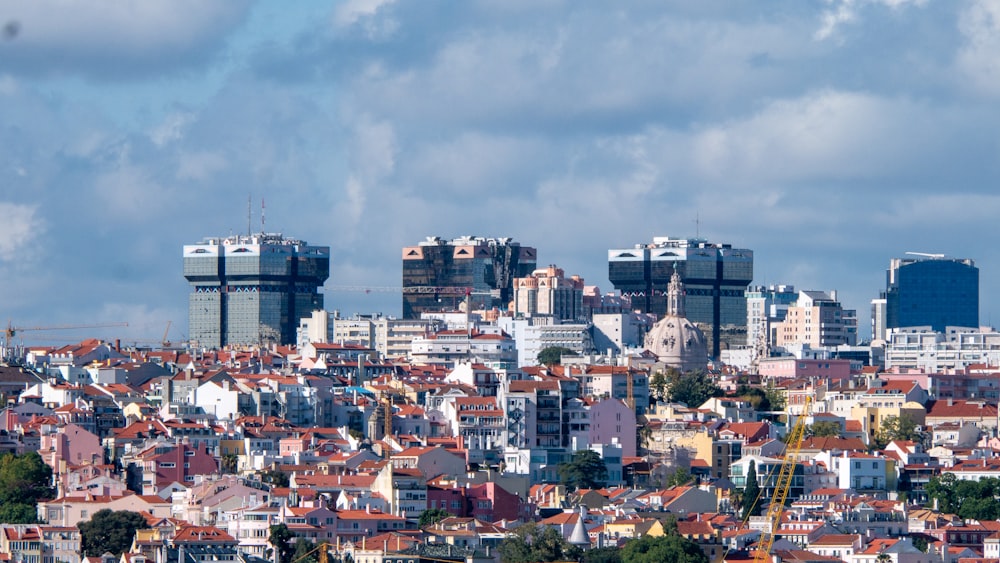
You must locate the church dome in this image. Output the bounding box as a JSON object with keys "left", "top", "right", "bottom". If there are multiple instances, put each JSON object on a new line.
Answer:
{"left": 644, "top": 264, "right": 709, "bottom": 372}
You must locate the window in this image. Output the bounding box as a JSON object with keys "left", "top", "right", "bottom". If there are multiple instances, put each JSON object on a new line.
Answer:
{"left": 160, "top": 462, "right": 176, "bottom": 468}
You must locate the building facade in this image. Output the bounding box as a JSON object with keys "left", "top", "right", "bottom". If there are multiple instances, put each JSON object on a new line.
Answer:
{"left": 513, "top": 265, "right": 585, "bottom": 322}
{"left": 184, "top": 233, "right": 330, "bottom": 348}
{"left": 773, "top": 290, "right": 858, "bottom": 349}
{"left": 608, "top": 236, "right": 753, "bottom": 358}
{"left": 401, "top": 236, "right": 537, "bottom": 319}
{"left": 886, "top": 255, "right": 979, "bottom": 333}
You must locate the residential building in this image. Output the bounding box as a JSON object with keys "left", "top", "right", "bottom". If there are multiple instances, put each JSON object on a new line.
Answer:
{"left": 886, "top": 254, "right": 979, "bottom": 333}
{"left": 184, "top": 232, "right": 330, "bottom": 348}
{"left": 608, "top": 236, "right": 754, "bottom": 357}
{"left": 773, "top": 290, "right": 858, "bottom": 349}
{"left": 513, "top": 265, "right": 586, "bottom": 322}
{"left": 401, "top": 235, "right": 537, "bottom": 319}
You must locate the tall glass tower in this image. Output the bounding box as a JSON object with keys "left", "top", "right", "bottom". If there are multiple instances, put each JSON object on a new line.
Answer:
{"left": 886, "top": 255, "right": 978, "bottom": 333}
{"left": 184, "top": 233, "right": 330, "bottom": 348}
{"left": 608, "top": 236, "right": 754, "bottom": 359}
{"left": 401, "top": 236, "right": 537, "bottom": 319}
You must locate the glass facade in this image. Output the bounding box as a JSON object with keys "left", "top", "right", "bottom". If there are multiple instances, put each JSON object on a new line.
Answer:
{"left": 886, "top": 257, "right": 978, "bottom": 333}
{"left": 184, "top": 234, "right": 330, "bottom": 348}
{"left": 608, "top": 237, "right": 753, "bottom": 358}
{"left": 401, "top": 236, "right": 536, "bottom": 319}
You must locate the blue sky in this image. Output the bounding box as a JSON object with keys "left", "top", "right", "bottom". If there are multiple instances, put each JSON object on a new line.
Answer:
{"left": 1, "top": 0, "right": 998, "bottom": 345}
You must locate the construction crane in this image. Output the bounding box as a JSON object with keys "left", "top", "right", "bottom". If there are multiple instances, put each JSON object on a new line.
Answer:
{"left": 5, "top": 320, "right": 129, "bottom": 340}
{"left": 753, "top": 395, "right": 811, "bottom": 563}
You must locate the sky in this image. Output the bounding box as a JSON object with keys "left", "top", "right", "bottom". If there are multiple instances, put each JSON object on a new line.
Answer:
{"left": 1, "top": 0, "right": 999, "bottom": 346}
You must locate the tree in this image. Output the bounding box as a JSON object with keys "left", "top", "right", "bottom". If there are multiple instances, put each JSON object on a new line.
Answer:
{"left": 764, "top": 380, "right": 786, "bottom": 411}
{"left": 620, "top": 534, "right": 709, "bottom": 563}
{"left": 665, "top": 369, "right": 722, "bottom": 407}
{"left": 221, "top": 453, "right": 239, "bottom": 474}
{"left": 293, "top": 537, "right": 318, "bottom": 563}
{"left": 269, "top": 523, "right": 297, "bottom": 563}
{"left": 582, "top": 546, "right": 622, "bottom": 563}
{"left": 260, "top": 469, "right": 290, "bottom": 488}
{"left": 664, "top": 466, "right": 693, "bottom": 487}
{"left": 650, "top": 370, "right": 669, "bottom": 401}
{"left": 0, "top": 451, "right": 53, "bottom": 523}
{"left": 419, "top": 507, "right": 451, "bottom": 528}
{"left": 537, "top": 346, "right": 576, "bottom": 366}
{"left": 742, "top": 460, "right": 762, "bottom": 521}
{"left": 875, "top": 413, "right": 921, "bottom": 449}
{"left": 735, "top": 385, "right": 771, "bottom": 412}
{"left": 558, "top": 449, "right": 609, "bottom": 491}
{"left": 78, "top": 509, "right": 149, "bottom": 557}
{"left": 809, "top": 421, "right": 843, "bottom": 437}
{"left": 498, "top": 522, "right": 581, "bottom": 563}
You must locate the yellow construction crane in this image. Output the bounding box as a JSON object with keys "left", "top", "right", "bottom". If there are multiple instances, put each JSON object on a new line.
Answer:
{"left": 753, "top": 395, "right": 811, "bottom": 563}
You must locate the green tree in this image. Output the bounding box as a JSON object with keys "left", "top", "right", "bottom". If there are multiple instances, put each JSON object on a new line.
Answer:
{"left": 664, "top": 466, "right": 693, "bottom": 487}
{"left": 558, "top": 449, "right": 609, "bottom": 491}
{"left": 665, "top": 369, "right": 722, "bottom": 407}
{"left": 0, "top": 451, "right": 53, "bottom": 523}
{"left": 498, "top": 522, "right": 581, "bottom": 563}
{"left": 809, "top": 421, "right": 843, "bottom": 437}
{"left": 620, "top": 533, "right": 709, "bottom": 563}
{"left": 269, "top": 523, "right": 297, "bottom": 563}
{"left": 874, "top": 413, "right": 921, "bottom": 449}
{"left": 735, "top": 385, "right": 771, "bottom": 412}
{"left": 419, "top": 507, "right": 451, "bottom": 528}
{"left": 582, "top": 546, "right": 622, "bottom": 563}
{"left": 78, "top": 509, "right": 149, "bottom": 557}
{"left": 221, "top": 454, "right": 239, "bottom": 474}
{"left": 764, "top": 380, "right": 786, "bottom": 411}
{"left": 537, "top": 346, "right": 576, "bottom": 366}
{"left": 260, "top": 469, "right": 290, "bottom": 488}
{"left": 292, "top": 537, "right": 318, "bottom": 563}
{"left": 650, "top": 370, "right": 669, "bottom": 401}
{"left": 742, "top": 460, "right": 761, "bottom": 521}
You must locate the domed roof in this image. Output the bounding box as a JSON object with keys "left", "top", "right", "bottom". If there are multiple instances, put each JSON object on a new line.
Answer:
{"left": 644, "top": 265, "right": 708, "bottom": 372}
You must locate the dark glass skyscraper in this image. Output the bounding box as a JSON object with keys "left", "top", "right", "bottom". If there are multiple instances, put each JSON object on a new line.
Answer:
{"left": 402, "top": 236, "right": 537, "bottom": 319}
{"left": 886, "top": 255, "right": 978, "bottom": 333}
{"left": 184, "top": 233, "right": 330, "bottom": 348}
{"left": 608, "top": 237, "right": 753, "bottom": 358}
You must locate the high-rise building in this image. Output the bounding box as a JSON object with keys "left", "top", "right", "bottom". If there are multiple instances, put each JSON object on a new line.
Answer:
{"left": 513, "top": 265, "right": 585, "bottom": 322}
{"left": 886, "top": 255, "right": 979, "bottom": 333}
{"left": 184, "top": 233, "right": 330, "bottom": 348}
{"left": 774, "top": 290, "right": 857, "bottom": 349}
{"left": 401, "top": 236, "right": 537, "bottom": 319}
{"left": 746, "top": 284, "right": 799, "bottom": 350}
{"left": 608, "top": 236, "right": 753, "bottom": 358}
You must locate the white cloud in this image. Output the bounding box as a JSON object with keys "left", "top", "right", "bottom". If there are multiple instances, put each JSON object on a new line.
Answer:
{"left": 149, "top": 112, "right": 195, "bottom": 147}
{"left": 816, "top": 0, "right": 928, "bottom": 41}
{"left": 0, "top": 202, "right": 42, "bottom": 261}
{"left": 0, "top": 0, "right": 250, "bottom": 75}
{"left": 176, "top": 151, "right": 228, "bottom": 182}
{"left": 957, "top": 0, "right": 1000, "bottom": 96}
{"left": 333, "top": 0, "right": 399, "bottom": 38}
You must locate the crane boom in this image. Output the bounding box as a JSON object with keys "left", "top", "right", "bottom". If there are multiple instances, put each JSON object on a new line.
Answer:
{"left": 754, "top": 395, "right": 811, "bottom": 563}
{"left": 6, "top": 321, "right": 129, "bottom": 339}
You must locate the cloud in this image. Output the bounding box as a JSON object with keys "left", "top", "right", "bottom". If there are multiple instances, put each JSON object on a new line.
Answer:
{"left": 0, "top": 202, "right": 42, "bottom": 261}
{"left": 816, "top": 0, "right": 928, "bottom": 41}
{"left": 0, "top": 0, "right": 251, "bottom": 77}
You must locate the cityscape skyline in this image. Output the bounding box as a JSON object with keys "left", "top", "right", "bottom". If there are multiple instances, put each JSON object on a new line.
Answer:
{"left": 2, "top": 2, "right": 1000, "bottom": 343}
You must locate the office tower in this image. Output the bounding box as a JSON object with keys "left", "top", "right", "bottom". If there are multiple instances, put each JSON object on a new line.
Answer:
{"left": 184, "top": 233, "right": 330, "bottom": 348}
{"left": 401, "top": 236, "right": 537, "bottom": 319}
{"left": 608, "top": 236, "right": 753, "bottom": 358}
{"left": 886, "top": 254, "right": 978, "bottom": 333}
{"left": 513, "top": 265, "right": 585, "bottom": 322}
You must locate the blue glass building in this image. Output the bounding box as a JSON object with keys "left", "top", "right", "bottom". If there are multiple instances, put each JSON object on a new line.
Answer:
{"left": 885, "top": 255, "right": 979, "bottom": 333}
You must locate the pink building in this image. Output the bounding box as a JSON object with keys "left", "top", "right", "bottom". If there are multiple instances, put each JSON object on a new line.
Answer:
{"left": 40, "top": 423, "right": 102, "bottom": 469}
{"left": 136, "top": 443, "right": 219, "bottom": 495}
{"left": 759, "top": 358, "right": 851, "bottom": 382}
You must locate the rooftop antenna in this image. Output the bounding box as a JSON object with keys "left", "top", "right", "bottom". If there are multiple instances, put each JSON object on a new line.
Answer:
{"left": 246, "top": 195, "right": 252, "bottom": 238}
{"left": 694, "top": 211, "right": 700, "bottom": 239}
{"left": 261, "top": 198, "right": 266, "bottom": 233}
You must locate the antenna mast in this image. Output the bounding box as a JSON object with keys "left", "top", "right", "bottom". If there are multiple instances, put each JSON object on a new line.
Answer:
{"left": 261, "top": 198, "right": 266, "bottom": 233}
{"left": 247, "top": 195, "right": 252, "bottom": 237}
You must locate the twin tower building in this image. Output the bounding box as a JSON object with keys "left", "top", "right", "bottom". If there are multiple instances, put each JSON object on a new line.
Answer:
{"left": 184, "top": 233, "right": 980, "bottom": 356}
